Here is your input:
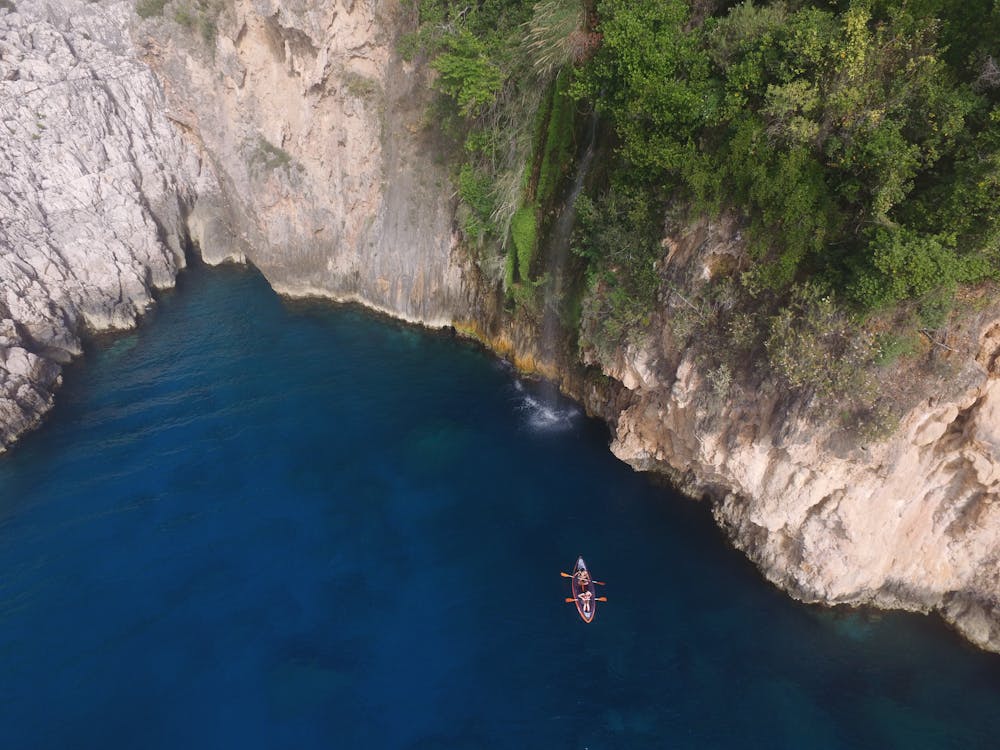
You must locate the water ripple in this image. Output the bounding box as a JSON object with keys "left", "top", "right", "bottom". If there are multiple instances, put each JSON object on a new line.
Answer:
{"left": 511, "top": 379, "right": 581, "bottom": 432}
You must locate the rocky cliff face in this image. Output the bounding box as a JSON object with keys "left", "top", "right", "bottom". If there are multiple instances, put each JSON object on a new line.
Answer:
{"left": 133, "top": 0, "right": 473, "bottom": 325}
{"left": 587, "top": 216, "right": 1000, "bottom": 653}
{"left": 2, "top": 0, "right": 999, "bottom": 652}
{"left": 0, "top": 0, "right": 214, "bottom": 449}
{"left": 0, "top": 0, "right": 483, "bottom": 448}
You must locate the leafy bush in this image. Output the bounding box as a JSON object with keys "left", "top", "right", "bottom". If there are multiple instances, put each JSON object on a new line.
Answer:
{"left": 765, "top": 283, "right": 877, "bottom": 403}
{"left": 848, "top": 227, "right": 963, "bottom": 309}
{"left": 342, "top": 71, "right": 380, "bottom": 100}
{"left": 580, "top": 0, "right": 1000, "bottom": 308}
{"left": 135, "top": 0, "right": 167, "bottom": 18}
{"left": 707, "top": 363, "right": 734, "bottom": 400}
{"left": 457, "top": 164, "right": 496, "bottom": 243}
{"left": 573, "top": 180, "right": 663, "bottom": 356}
{"left": 431, "top": 32, "right": 505, "bottom": 117}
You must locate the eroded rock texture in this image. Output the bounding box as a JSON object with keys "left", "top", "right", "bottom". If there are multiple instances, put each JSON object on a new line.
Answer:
{"left": 134, "top": 0, "right": 471, "bottom": 324}
{"left": 588, "top": 217, "right": 1000, "bottom": 652}
{"left": 0, "top": 0, "right": 213, "bottom": 449}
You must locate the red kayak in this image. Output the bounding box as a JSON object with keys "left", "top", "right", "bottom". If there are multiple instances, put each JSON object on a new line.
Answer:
{"left": 569, "top": 556, "right": 598, "bottom": 623}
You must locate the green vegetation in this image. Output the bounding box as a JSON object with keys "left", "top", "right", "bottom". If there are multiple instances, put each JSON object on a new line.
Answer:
{"left": 341, "top": 71, "right": 380, "bottom": 100}
{"left": 135, "top": 0, "right": 167, "bottom": 18}
{"left": 174, "top": 6, "right": 196, "bottom": 28}
{"left": 431, "top": 32, "right": 506, "bottom": 117}
{"left": 511, "top": 205, "right": 539, "bottom": 280}
{"left": 457, "top": 164, "right": 496, "bottom": 245}
{"left": 579, "top": 0, "right": 1000, "bottom": 310}
{"left": 404, "top": 0, "right": 540, "bottom": 242}
{"left": 412, "top": 0, "right": 1000, "bottom": 310}
{"left": 137, "top": 0, "right": 221, "bottom": 43}
{"left": 404, "top": 0, "right": 1000, "bottom": 433}
{"left": 765, "top": 283, "right": 876, "bottom": 402}
{"left": 572, "top": 184, "right": 663, "bottom": 357}
{"left": 535, "top": 70, "right": 576, "bottom": 207}
{"left": 404, "top": 0, "right": 599, "bottom": 300}
{"left": 558, "top": 0, "right": 1000, "bottom": 432}
{"left": 525, "top": 0, "right": 589, "bottom": 77}
{"left": 249, "top": 137, "right": 295, "bottom": 173}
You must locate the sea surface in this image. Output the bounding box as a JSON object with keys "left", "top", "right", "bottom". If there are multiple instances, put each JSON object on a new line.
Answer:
{"left": 1, "top": 264, "right": 999, "bottom": 749}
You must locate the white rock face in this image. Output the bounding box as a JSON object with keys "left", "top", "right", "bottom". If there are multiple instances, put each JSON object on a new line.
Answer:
{"left": 135, "top": 0, "right": 472, "bottom": 326}
{"left": 0, "top": 0, "right": 215, "bottom": 450}
{"left": 593, "top": 216, "right": 1000, "bottom": 652}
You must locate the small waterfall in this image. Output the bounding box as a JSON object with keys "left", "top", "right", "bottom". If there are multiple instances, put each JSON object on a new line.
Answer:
{"left": 540, "top": 108, "right": 600, "bottom": 359}
{"left": 511, "top": 379, "right": 581, "bottom": 432}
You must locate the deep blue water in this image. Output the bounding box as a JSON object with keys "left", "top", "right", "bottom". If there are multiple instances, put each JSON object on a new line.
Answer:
{"left": 2, "top": 265, "right": 1000, "bottom": 749}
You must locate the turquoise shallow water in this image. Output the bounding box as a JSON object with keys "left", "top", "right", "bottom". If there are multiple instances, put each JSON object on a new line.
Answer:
{"left": 1, "top": 264, "right": 1000, "bottom": 749}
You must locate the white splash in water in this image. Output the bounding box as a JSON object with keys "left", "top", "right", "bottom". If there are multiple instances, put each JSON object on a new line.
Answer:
{"left": 512, "top": 380, "right": 580, "bottom": 432}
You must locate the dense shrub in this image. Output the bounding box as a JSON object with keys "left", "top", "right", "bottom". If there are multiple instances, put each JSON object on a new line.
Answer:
{"left": 457, "top": 164, "right": 496, "bottom": 243}
{"left": 848, "top": 228, "right": 962, "bottom": 309}
{"left": 135, "top": 0, "right": 167, "bottom": 18}
{"left": 572, "top": 180, "right": 663, "bottom": 356}
{"left": 765, "top": 283, "right": 877, "bottom": 402}
{"left": 430, "top": 32, "right": 505, "bottom": 117}
{"left": 578, "top": 0, "right": 1000, "bottom": 308}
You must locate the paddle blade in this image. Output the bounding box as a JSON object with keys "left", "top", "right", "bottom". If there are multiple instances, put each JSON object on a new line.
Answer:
{"left": 593, "top": 580, "right": 606, "bottom": 586}
{"left": 596, "top": 597, "right": 608, "bottom": 602}
{"left": 564, "top": 598, "right": 576, "bottom": 603}
{"left": 560, "top": 572, "right": 573, "bottom": 578}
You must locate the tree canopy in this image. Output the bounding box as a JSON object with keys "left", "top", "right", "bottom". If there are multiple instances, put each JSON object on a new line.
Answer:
{"left": 579, "top": 0, "right": 1000, "bottom": 308}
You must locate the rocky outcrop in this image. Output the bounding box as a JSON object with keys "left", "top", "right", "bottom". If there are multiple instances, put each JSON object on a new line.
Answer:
{"left": 133, "top": 0, "right": 473, "bottom": 325}
{"left": 589, "top": 216, "right": 1000, "bottom": 652}
{"left": 0, "top": 0, "right": 217, "bottom": 450}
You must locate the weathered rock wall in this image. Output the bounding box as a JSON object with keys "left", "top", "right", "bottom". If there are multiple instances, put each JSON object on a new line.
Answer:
{"left": 133, "top": 0, "right": 473, "bottom": 326}
{"left": 587, "top": 217, "right": 1000, "bottom": 652}
{"left": 0, "top": 0, "right": 215, "bottom": 449}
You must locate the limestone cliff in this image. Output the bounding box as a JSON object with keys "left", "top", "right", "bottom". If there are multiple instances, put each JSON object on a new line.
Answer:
{"left": 132, "top": 0, "right": 473, "bottom": 325}
{"left": 0, "top": 0, "right": 214, "bottom": 449}
{"left": 584, "top": 216, "right": 1000, "bottom": 653}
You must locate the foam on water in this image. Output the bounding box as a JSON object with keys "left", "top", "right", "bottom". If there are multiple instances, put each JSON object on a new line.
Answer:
{"left": 512, "top": 379, "right": 581, "bottom": 432}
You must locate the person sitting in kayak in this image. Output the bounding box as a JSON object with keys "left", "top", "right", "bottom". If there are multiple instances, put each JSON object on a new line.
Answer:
{"left": 575, "top": 569, "right": 591, "bottom": 586}
{"left": 577, "top": 589, "right": 593, "bottom": 616}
